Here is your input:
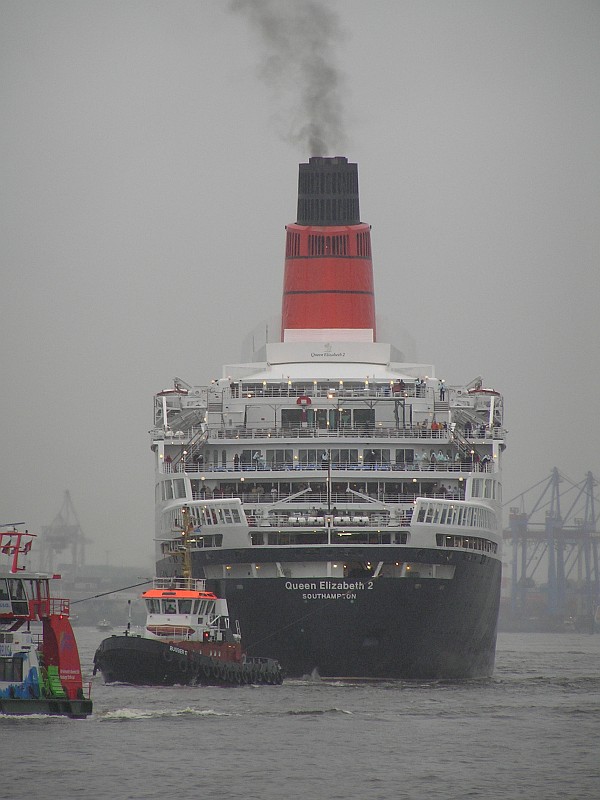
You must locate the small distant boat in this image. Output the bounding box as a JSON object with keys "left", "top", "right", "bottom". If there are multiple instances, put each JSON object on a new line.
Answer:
{"left": 97, "top": 619, "right": 113, "bottom": 631}
{"left": 0, "top": 526, "right": 93, "bottom": 718}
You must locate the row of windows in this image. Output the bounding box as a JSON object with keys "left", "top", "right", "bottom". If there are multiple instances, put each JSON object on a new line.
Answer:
{"left": 158, "top": 478, "right": 187, "bottom": 502}
{"left": 471, "top": 478, "right": 501, "bottom": 501}
{"left": 173, "top": 505, "right": 241, "bottom": 527}
{"left": 0, "top": 578, "right": 31, "bottom": 615}
{"left": 238, "top": 448, "right": 417, "bottom": 468}
{"left": 0, "top": 578, "right": 28, "bottom": 602}
{"left": 145, "top": 598, "right": 215, "bottom": 616}
{"left": 262, "top": 531, "right": 400, "bottom": 546}
{"left": 161, "top": 534, "right": 223, "bottom": 554}
{"left": 416, "top": 502, "right": 497, "bottom": 530}
{"left": 436, "top": 534, "right": 498, "bottom": 554}
{"left": 299, "top": 170, "right": 358, "bottom": 195}
{"left": 281, "top": 407, "right": 374, "bottom": 428}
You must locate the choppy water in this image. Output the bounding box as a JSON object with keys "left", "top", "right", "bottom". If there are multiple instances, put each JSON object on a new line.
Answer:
{"left": 3, "top": 629, "right": 599, "bottom": 800}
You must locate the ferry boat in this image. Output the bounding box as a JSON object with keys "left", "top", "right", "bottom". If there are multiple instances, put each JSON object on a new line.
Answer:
{"left": 0, "top": 526, "right": 93, "bottom": 717}
{"left": 152, "top": 156, "right": 506, "bottom": 679}
{"left": 93, "top": 512, "right": 283, "bottom": 686}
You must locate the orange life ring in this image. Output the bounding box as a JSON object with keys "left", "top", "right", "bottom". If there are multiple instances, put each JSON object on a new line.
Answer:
{"left": 296, "top": 396, "right": 311, "bottom": 406}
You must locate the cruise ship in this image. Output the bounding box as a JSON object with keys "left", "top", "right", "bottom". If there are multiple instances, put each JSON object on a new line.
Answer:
{"left": 153, "top": 156, "right": 505, "bottom": 679}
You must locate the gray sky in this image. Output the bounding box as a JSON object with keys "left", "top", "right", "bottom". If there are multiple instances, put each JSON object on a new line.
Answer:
{"left": 1, "top": 0, "right": 599, "bottom": 567}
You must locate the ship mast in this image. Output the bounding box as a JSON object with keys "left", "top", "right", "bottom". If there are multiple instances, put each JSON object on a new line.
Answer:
{"left": 179, "top": 505, "right": 193, "bottom": 579}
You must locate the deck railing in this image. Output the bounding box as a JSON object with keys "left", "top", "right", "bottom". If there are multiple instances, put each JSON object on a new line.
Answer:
{"left": 159, "top": 425, "right": 503, "bottom": 443}
{"left": 169, "top": 461, "right": 491, "bottom": 475}
{"left": 189, "top": 490, "right": 465, "bottom": 504}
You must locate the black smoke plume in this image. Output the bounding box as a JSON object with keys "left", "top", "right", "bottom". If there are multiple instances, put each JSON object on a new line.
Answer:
{"left": 230, "top": 0, "right": 347, "bottom": 156}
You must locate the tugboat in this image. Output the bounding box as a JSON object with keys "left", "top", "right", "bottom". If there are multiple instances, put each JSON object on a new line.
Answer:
{"left": 0, "top": 526, "right": 93, "bottom": 718}
{"left": 93, "top": 507, "right": 282, "bottom": 687}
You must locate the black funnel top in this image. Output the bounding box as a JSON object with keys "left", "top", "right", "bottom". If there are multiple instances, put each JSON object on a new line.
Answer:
{"left": 296, "top": 156, "right": 360, "bottom": 226}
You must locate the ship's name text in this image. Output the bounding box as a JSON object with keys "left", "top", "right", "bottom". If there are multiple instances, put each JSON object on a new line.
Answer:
{"left": 285, "top": 580, "right": 373, "bottom": 602}
{"left": 285, "top": 580, "right": 371, "bottom": 591}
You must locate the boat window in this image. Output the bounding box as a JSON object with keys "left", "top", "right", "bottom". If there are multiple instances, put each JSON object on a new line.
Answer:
{"left": 0, "top": 656, "right": 23, "bottom": 682}
{"left": 162, "top": 600, "right": 177, "bottom": 614}
{"left": 328, "top": 448, "right": 359, "bottom": 466}
{"left": 265, "top": 449, "right": 293, "bottom": 468}
{"left": 178, "top": 600, "right": 192, "bottom": 614}
{"left": 164, "top": 481, "right": 174, "bottom": 500}
{"left": 0, "top": 579, "right": 9, "bottom": 602}
{"left": 174, "top": 479, "right": 186, "bottom": 499}
{"left": 281, "top": 408, "right": 303, "bottom": 428}
{"left": 395, "top": 448, "right": 415, "bottom": 465}
{"left": 299, "top": 449, "right": 329, "bottom": 467}
{"left": 354, "top": 409, "right": 375, "bottom": 428}
{"left": 7, "top": 579, "right": 26, "bottom": 600}
{"left": 146, "top": 599, "right": 161, "bottom": 614}
{"left": 7, "top": 579, "right": 29, "bottom": 615}
{"left": 363, "top": 449, "right": 390, "bottom": 467}
{"left": 231, "top": 509, "right": 241, "bottom": 523}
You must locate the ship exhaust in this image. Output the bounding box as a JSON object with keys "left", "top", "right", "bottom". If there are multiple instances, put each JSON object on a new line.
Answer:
{"left": 282, "top": 156, "right": 376, "bottom": 343}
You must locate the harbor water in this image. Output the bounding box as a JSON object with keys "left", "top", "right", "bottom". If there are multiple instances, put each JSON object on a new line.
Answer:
{"left": 3, "top": 629, "right": 599, "bottom": 800}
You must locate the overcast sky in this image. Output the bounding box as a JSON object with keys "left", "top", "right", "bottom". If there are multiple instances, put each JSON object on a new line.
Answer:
{"left": 1, "top": 0, "right": 598, "bottom": 567}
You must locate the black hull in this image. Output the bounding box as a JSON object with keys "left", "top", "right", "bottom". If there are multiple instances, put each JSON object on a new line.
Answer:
{"left": 93, "top": 635, "right": 283, "bottom": 687}
{"left": 159, "top": 548, "right": 502, "bottom": 680}
{"left": 0, "top": 697, "right": 92, "bottom": 719}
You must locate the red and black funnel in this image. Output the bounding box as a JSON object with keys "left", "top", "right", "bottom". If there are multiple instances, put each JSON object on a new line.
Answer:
{"left": 281, "top": 156, "right": 376, "bottom": 342}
